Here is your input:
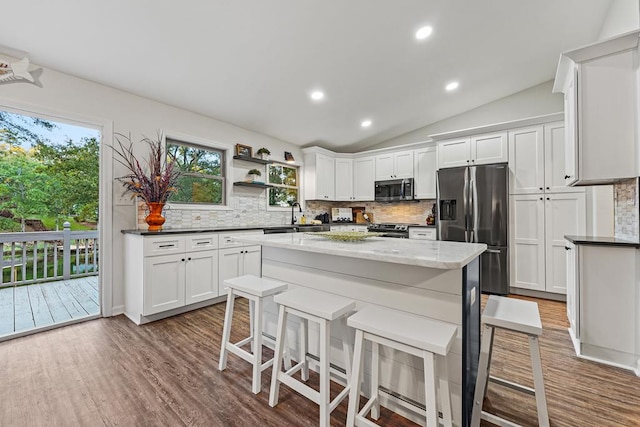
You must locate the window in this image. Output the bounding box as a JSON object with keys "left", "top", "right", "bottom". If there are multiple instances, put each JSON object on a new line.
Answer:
{"left": 267, "top": 163, "right": 298, "bottom": 207}
{"left": 166, "top": 138, "right": 226, "bottom": 205}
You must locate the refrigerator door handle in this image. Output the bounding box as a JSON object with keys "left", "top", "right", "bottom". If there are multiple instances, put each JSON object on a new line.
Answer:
{"left": 471, "top": 168, "right": 479, "bottom": 243}
{"left": 485, "top": 249, "right": 501, "bottom": 254}
{"left": 463, "top": 168, "right": 469, "bottom": 242}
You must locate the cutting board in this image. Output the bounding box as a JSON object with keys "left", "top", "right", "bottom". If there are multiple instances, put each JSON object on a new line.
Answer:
{"left": 355, "top": 212, "right": 373, "bottom": 224}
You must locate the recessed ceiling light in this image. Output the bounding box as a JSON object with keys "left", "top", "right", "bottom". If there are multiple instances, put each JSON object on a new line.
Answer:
{"left": 445, "top": 81, "right": 459, "bottom": 91}
{"left": 415, "top": 26, "right": 433, "bottom": 40}
{"left": 310, "top": 90, "right": 325, "bottom": 101}
{"left": 361, "top": 119, "right": 372, "bottom": 128}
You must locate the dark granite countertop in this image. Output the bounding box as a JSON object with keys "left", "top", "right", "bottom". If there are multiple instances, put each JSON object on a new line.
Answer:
{"left": 121, "top": 224, "right": 328, "bottom": 236}
{"left": 565, "top": 235, "right": 640, "bottom": 248}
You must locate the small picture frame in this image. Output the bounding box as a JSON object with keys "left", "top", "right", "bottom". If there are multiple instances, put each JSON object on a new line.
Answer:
{"left": 235, "top": 143, "right": 253, "bottom": 157}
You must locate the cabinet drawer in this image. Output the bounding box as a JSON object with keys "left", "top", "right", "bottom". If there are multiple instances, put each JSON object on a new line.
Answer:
{"left": 409, "top": 228, "right": 436, "bottom": 240}
{"left": 143, "top": 236, "right": 185, "bottom": 256}
{"left": 186, "top": 233, "right": 219, "bottom": 251}
{"left": 218, "top": 230, "right": 264, "bottom": 248}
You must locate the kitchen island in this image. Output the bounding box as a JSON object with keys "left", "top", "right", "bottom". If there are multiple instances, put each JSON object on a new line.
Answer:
{"left": 234, "top": 233, "right": 486, "bottom": 426}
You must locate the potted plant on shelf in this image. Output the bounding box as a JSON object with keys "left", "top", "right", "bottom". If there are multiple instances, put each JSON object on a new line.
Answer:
{"left": 111, "top": 132, "right": 181, "bottom": 231}
{"left": 247, "top": 168, "right": 262, "bottom": 182}
{"left": 256, "top": 147, "right": 271, "bottom": 160}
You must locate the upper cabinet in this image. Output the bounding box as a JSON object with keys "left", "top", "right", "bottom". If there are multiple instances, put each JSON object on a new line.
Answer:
{"left": 509, "top": 122, "right": 582, "bottom": 195}
{"left": 334, "top": 158, "right": 354, "bottom": 201}
{"left": 437, "top": 131, "right": 508, "bottom": 169}
{"left": 414, "top": 146, "right": 437, "bottom": 199}
{"left": 352, "top": 156, "right": 375, "bottom": 201}
{"left": 375, "top": 150, "right": 414, "bottom": 180}
{"left": 303, "top": 152, "right": 335, "bottom": 200}
{"left": 553, "top": 30, "right": 640, "bottom": 185}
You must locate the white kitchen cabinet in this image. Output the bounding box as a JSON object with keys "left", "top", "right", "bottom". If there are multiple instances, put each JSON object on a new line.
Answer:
{"left": 409, "top": 227, "right": 436, "bottom": 240}
{"left": 303, "top": 152, "right": 335, "bottom": 200}
{"left": 509, "top": 123, "right": 581, "bottom": 195}
{"left": 375, "top": 150, "right": 414, "bottom": 180}
{"left": 219, "top": 245, "right": 262, "bottom": 291}
{"left": 554, "top": 30, "right": 640, "bottom": 185}
{"left": 510, "top": 192, "right": 585, "bottom": 294}
{"left": 124, "top": 233, "right": 220, "bottom": 323}
{"left": 413, "top": 146, "right": 437, "bottom": 199}
{"left": 565, "top": 240, "right": 640, "bottom": 374}
{"left": 330, "top": 225, "right": 368, "bottom": 232}
{"left": 438, "top": 132, "right": 507, "bottom": 169}
{"left": 334, "top": 158, "right": 354, "bottom": 201}
{"left": 353, "top": 156, "right": 375, "bottom": 201}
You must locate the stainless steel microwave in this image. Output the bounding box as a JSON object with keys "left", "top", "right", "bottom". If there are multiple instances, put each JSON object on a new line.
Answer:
{"left": 374, "top": 178, "right": 414, "bottom": 202}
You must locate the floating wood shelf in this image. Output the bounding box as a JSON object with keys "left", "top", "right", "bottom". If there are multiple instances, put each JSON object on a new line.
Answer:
{"left": 232, "top": 155, "right": 272, "bottom": 165}
{"left": 233, "top": 181, "right": 273, "bottom": 189}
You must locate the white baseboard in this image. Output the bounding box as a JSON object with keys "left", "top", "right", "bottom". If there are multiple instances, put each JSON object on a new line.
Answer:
{"left": 510, "top": 287, "right": 566, "bottom": 302}
{"left": 111, "top": 305, "right": 125, "bottom": 316}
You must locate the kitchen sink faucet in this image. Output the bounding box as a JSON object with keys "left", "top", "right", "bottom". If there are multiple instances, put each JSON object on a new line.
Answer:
{"left": 291, "top": 202, "right": 302, "bottom": 225}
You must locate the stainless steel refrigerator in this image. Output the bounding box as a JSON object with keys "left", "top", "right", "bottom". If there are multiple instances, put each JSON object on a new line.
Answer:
{"left": 437, "top": 163, "right": 509, "bottom": 295}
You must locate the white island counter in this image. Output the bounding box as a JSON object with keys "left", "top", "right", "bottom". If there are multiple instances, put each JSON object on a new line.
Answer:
{"left": 235, "top": 233, "right": 486, "bottom": 426}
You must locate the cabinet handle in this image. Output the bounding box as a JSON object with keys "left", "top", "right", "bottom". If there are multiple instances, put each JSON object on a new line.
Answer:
{"left": 181, "top": 258, "right": 185, "bottom": 262}
{"left": 196, "top": 241, "right": 209, "bottom": 245}
{"left": 540, "top": 197, "right": 543, "bottom": 200}
{"left": 564, "top": 175, "right": 571, "bottom": 179}
{"left": 158, "top": 244, "right": 175, "bottom": 248}
{"left": 188, "top": 257, "right": 192, "bottom": 261}
{"left": 546, "top": 187, "right": 550, "bottom": 190}
{"left": 466, "top": 160, "right": 470, "bottom": 163}
{"left": 546, "top": 197, "right": 550, "bottom": 200}
{"left": 565, "top": 246, "right": 571, "bottom": 250}
{"left": 539, "top": 187, "right": 543, "bottom": 190}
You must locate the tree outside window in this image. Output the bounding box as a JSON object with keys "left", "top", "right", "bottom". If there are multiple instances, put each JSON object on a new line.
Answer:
{"left": 166, "top": 139, "right": 226, "bottom": 205}
{"left": 268, "top": 164, "right": 298, "bottom": 207}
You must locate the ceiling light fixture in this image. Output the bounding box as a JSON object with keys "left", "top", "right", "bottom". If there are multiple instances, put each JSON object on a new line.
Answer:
{"left": 445, "top": 81, "right": 459, "bottom": 91}
{"left": 415, "top": 26, "right": 433, "bottom": 40}
{"left": 310, "top": 90, "right": 325, "bottom": 101}
{"left": 361, "top": 119, "right": 372, "bottom": 128}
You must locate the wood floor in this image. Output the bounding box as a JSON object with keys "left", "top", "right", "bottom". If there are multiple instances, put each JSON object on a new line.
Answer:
{"left": 0, "top": 295, "right": 639, "bottom": 426}
{"left": 0, "top": 276, "right": 99, "bottom": 337}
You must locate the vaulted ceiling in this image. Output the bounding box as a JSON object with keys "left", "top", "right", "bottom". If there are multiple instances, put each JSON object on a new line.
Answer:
{"left": 1, "top": 1, "right": 614, "bottom": 150}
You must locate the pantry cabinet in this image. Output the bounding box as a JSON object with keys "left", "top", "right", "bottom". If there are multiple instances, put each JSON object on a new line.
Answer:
{"left": 510, "top": 192, "right": 585, "bottom": 294}
{"left": 437, "top": 131, "right": 508, "bottom": 169}
{"left": 375, "top": 150, "right": 414, "bottom": 180}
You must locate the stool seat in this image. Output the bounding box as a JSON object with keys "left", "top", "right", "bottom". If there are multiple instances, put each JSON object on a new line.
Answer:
{"left": 274, "top": 287, "right": 356, "bottom": 320}
{"left": 347, "top": 306, "right": 457, "bottom": 356}
{"left": 482, "top": 295, "right": 542, "bottom": 336}
{"left": 224, "top": 274, "right": 287, "bottom": 297}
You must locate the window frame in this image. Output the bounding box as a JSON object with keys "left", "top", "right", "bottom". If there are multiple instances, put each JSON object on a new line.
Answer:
{"left": 266, "top": 161, "right": 301, "bottom": 211}
{"left": 163, "top": 132, "right": 232, "bottom": 210}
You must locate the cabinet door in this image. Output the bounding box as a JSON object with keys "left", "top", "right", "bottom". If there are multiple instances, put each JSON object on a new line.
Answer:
{"left": 414, "top": 147, "right": 437, "bottom": 199}
{"left": 185, "top": 249, "right": 219, "bottom": 304}
{"left": 565, "top": 240, "right": 578, "bottom": 338}
{"left": 241, "top": 245, "right": 262, "bottom": 278}
{"left": 509, "top": 194, "right": 545, "bottom": 291}
{"left": 393, "top": 150, "right": 414, "bottom": 178}
{"left": 353, "top": 156, "right": 375, "bottom": 201}
{"left": 471, "top": 132, "right": 508, "bottom": 165}
{"left": 544, "top": 193, "right": 585, "bottom": 294}
{"left": 564, "top": 69, "right": 578, "bottom": 185}
{"left": 143, "top": 254, "right": 185, "bottom": 315}
{"left": 544, "top": 122, "right": 582, "bottom": 193}
{"left": 317, "top": 154, "right": 335, "bottom": 200}
{"left": 375, "top": 154, "right": 395, "bottom": 180}
{"left": 334, "top": 158, "right": 354, "bottom": 201}
{"left": 508, "top": 126, "right": 544, "bottom": 194}
{"left": 218, "top": 247, "right": 242, "bottom": 296}
{"left": 437, "top": 138, "right": 470, "bottom": 169}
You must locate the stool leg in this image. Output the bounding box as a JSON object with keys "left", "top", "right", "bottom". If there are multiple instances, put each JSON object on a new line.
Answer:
{"left": 319, "top": 319, "right": 331, "bottom": 427}
{"left": 471, "top": 324, "right": 495, "bottom": 427}
{"left": 251, "top": 297, "right": 264, "bottom": 394}
{"left": 218, "top": 288, "right": 235, "bottom": 371}
{"left": 529, "top": 335, "right": 550, "bottom": 427}
{"left": 438, "top": 355, "right": 453, "bottom": 427}
{"left": 249, "top": 299, "right": 255, "bottom": 353}
{"left": 300, "top": 318, "right": 309, "bottom": 381}
{"left": 346, "top": 329, "right": 365, "bottom": 427}
{"left": 423, "top": 351, "right": 438, "bottom": 427}
{"left": 269, "top": 305, "right": 288, "bottom": 407}
{"left": 341, "top": 316, "right": 353, "bottom": 380}
{"left": 370, "top": 341, "right": 380, "bottom": 420}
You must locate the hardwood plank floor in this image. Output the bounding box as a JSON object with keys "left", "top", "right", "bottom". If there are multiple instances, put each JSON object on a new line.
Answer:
{"left": 0, "top": 295, "right": 638, "bottom": 426}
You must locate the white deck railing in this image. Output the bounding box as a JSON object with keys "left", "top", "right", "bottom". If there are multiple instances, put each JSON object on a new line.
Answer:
{"left": 1, "top": 222, "right": 98, "bottom": 288}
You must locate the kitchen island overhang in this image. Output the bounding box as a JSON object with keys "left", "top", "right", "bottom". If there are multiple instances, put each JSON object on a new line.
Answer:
{"left": 235, "top": 234, "right": 486, "bottom": 427}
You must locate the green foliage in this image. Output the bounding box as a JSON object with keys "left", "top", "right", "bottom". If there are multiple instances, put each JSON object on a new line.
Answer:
{"left": 40, "top": 216, "right": 94, "bottom": 231}
{"left": 268, "top": 164, "right": 298, "bottom": 207}
{"left": 166, "top": 140, "right": 224, "bottom": 204}
{"left": 0, "top": 217, "right": 20, "bottom": 232}
{"left": 0, "top": 111, "right": 55, "bottom": 147}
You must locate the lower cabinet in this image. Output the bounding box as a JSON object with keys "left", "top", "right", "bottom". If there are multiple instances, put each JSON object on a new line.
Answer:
{"left": 408, "top": 227, "right": 436, "bottom": 240}
{"left": 510, "top": 192, "right": 585, "bottom": 294}
{"left": 330, "top": 225, "right": 368, "bottom": 232}
{"left": 218, "top": 245, "right": 262, "bottom": 294}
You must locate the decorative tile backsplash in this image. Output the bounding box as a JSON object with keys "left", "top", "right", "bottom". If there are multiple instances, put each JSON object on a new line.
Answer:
{"left": 305, "top": 200, "right": 436, "bottom": 225}
{"left": 614, "top": 178, "right": 639, "bottom": 240}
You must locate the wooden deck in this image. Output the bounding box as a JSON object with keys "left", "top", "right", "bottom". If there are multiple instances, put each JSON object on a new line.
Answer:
{"left": 0, "top": 276, "right": 99, "bottom": 337}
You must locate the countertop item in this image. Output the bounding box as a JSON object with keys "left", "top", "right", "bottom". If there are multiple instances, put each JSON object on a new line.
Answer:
{"left": 565, "top": 235, "right": 640, "bottom": 248}
{"left": 234, "top": 233, "right": 486, "bottom": 269}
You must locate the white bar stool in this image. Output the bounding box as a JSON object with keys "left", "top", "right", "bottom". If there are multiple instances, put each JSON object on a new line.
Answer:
{"left": 346, "top": 305, "right": 457, "bottom": 427}
{"left": 218, "top": 275, "right": 289, "bottom": 394}
{"left": 269, "top": 287, "right": 356, "bottom": 427}
{"left": 471, "top": 295, "right": 550, "bottom": 427}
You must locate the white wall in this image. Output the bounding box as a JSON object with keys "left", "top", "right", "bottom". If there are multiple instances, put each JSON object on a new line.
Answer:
{"left": 368, "top": 80, "right": 563, "bottom": 149}
{"left": 598, "top": 0, "right": 639, "bottom": 40}
{"left": 0, "top": 64, "right": 302, "bottom": 315}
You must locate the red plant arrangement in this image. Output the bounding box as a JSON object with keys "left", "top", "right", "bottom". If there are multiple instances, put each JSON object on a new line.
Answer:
{"left": 112, "top": 133, "right": 181, "bottom": 204}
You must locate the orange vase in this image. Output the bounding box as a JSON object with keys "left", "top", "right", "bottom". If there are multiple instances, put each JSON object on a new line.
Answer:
{"left": 145, "top": 202, "right": 166, "bottom": 231}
